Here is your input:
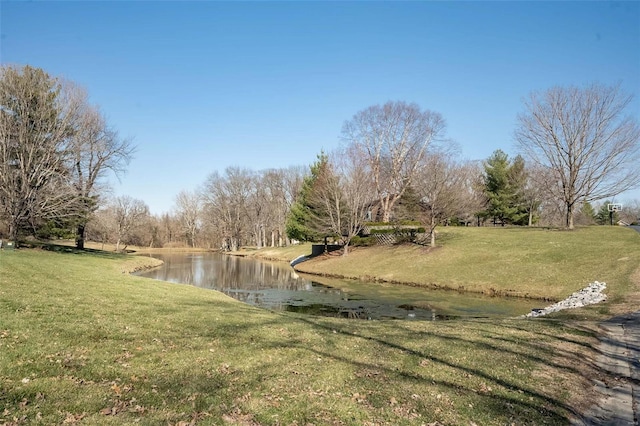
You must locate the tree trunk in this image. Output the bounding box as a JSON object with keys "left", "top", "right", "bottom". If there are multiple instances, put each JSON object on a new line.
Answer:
{"left": 255, "top": 227, "right": 262, "bottom": 249}
{"left": 430, "top": 217, "right": 437, "bottom": 248}
{"left": 76, "top": 224, "right": 86, "bottom": 250}
{"left": 566, "top": 203, "right": 575, "bottom": 230}
{"left": 9, "top": 221, "right": 18, "bottom": 246}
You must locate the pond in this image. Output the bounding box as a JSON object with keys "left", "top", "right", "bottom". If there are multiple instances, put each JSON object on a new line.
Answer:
{"left": 136, "top": 253, "right": 542, "bottom": 320}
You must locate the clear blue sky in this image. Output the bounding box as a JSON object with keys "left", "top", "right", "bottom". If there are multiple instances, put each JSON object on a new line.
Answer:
{"left": 2, "top": 1, "right": 639, "bottom": 214}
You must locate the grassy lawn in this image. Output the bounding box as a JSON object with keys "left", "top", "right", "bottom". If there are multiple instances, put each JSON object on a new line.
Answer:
{"left": 0, "top": 245, "right": 612, "bottom": 425}
{"left": 291, "top": 227, "right": 640, "bottom": 309}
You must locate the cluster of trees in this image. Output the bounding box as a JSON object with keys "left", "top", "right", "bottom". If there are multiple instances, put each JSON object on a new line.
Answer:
{"left": 577, "top": 199, "right": 640, "bottom": 226}
{"left": 199, "top": 167, "right": 304, "bottom": 251}
{"left": 282, "top": 86, "right": 640, "bottom": 252}
{"left": 479, "top": 150, "right": 541, "bottom": 226}
{"left": 83, "top": 167, "right": 306, "bottom": 251}
{"left": 285, "top": 101, "right": 487, "bottom": 252}
{"left": 516, "top": 83, "right": 640, "bottom": 228}
{"left": 0, "top": 65, "right": 133, "bottom": 248}
{"left": 2, "top": 65, "right": 639, "bottom": 252}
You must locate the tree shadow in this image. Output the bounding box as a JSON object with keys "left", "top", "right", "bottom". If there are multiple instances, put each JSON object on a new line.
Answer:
{"left": 285, "top": 315, "right": 592, "bottom": 423}
{"left": 26, "top": 241, "right": 129, "bottom": 260}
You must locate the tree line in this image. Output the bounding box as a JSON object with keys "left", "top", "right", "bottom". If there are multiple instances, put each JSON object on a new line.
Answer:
{"left": 1, "top": 65, "right": 639, "bottom": 251}
{"left": 0, "top": 65, "right": 133, "bottom": 248}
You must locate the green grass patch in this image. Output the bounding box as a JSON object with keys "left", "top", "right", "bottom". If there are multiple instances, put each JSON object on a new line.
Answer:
{"left": 293, "top": 227, "right": 640, "bottom": 306}
{"left": 0, "top": 247, "right": 607, "bottom": 424}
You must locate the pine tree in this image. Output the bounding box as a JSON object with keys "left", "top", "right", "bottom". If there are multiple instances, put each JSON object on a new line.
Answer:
{"left": 482, "top": 150, "right": 529, "bottom": 225}
{"left": 285, "top": 152, "right": 329, "bottom": 242}
{"left": 507, "top": 155, "right": 530, "bottom": 225}
{"left": 595, "top": 201, "right": 620, "bottom": 225}
{"left": 578, "top": 201, "right": 596, "bottom": 225}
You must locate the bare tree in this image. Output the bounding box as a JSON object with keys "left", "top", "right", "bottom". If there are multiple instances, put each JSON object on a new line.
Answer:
{"left": 174, "top": 190, "right": 201, "bottom": 248}
{"left": 341, "top": 101, "right": 447, "bottom": 223}
{"left": 68, "top": 86, "right": 134, "bottom": 249}
{"left": 0, "top": 65, "right": 80, "bottom": 243}
{"left": 259, "top": 167, "right": 305, "bottom": 248}
{"left": 202, "top": 167, "right": 253, "bottom": 251}
{"left": 85, "top": 206, "right": 115, "bottom": 250}
{"left": 111, "top": 195, "right": 150, "bottom": 252}
{"left": 519, "top": 164, "right": 555, "bottom": 227}
{"left": 618, "top": 199, "right": 640, "bottom": 226}
{"left": 307, "top": 147, "right": 373, "bottom": 255}
{"left": 414, "top": 150, "right": 479, "bottom": 246}
{"left": 159, "top": 212, "right": 178, "bottom": 246}
{"left": 247, "top": 173, "right": 269, "bottom": 249}
{"left": 515, "top": 83, "right": 640, "bottom": 229}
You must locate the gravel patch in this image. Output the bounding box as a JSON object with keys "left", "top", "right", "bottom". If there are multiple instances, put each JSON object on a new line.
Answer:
{"left": 525, "top": 281, "right": 607, "bottom": 318}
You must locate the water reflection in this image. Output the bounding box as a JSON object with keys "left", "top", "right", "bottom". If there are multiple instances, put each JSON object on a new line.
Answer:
{"left": 136, "top": 253, "right": 540, "bottom": 320}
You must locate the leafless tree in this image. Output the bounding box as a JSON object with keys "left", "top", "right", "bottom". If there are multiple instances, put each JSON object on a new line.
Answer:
{"left": 159, "top": 212, "right": 179, "bottom": 246}
{"left": 0, "top": 65, "right": 80, "bottom": 243}
{"left": 414, "top": 150, "right": 479, "bottom": 246}
{"left": 247, "top": 173, "right": 270, "bottom": 249}
{"left": 202, "top": 167, "right": 253, "bottom": 251}
{"left": 515, "top": 83, "right": 640, "bottom": 229}
{"left": 341, "top": 101, "right": 447, "bottom": 223}
{"left": 307, "top": 147, "right": 373, "bottom": 255}
{"left": 618, "top": 199, "right": 640, "bottom": 225}
{"left": 519, "top": 164, "right": 556, "bottom": 227}
{"left": 174, "top": 190, "right": 201, "bottom": 248}
{"left": 85, "top": 206, "right": 115, "bottom": 250}
{"left": 259, "top": 167, "right": 305, "bottom": 248}
{"left": 68, "top": 86, "right": 134, "bottom": 249}
{"left": 111, "top": 195, "right": 150, "bottom": 251}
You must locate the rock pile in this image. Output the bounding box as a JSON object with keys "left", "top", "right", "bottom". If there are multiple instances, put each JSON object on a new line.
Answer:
{"left": 525, "top": 281, "right": 607, "bottom": 318}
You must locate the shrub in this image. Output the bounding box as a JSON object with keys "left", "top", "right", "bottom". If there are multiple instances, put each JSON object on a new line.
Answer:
{"left": 350, "top": 236, "right": 377, "bottom": 247}
{"left": 367, "top": 227, "right": 426, "bottom": 235}
{"left": 364, "top": 220, "right": 422, "bottom": 227}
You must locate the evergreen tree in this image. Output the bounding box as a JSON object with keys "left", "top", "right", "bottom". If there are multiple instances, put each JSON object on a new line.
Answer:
{"left": 393, "top": 184, "right": 422, "bottom": 223}
{"left": 578, "top": 201, "right": 596, "bottom": 225}
{"left": 285, "top": 153, "right": 329, "bottom": 242}
{"left": 482, "top": 150, "right": 528, "bottom": 225}
{"left": 595, "top": 201, "right": 620, "bottom": 225}
{"left": 507, "top": 155, "right": 529, "bottom": 225}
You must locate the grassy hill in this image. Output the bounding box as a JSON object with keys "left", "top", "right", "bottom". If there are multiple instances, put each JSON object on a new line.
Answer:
{"left": 263, "top": 227, "right": 640, "bottom": 310}
{"left": 1, "top": 226, "right": 638, "bottom": 424}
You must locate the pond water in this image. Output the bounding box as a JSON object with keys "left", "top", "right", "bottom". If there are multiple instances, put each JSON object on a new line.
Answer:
{"left": 136, "top": 253, "right": 541, "bottom": 320}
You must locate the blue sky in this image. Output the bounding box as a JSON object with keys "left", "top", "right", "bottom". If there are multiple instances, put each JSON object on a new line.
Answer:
{"left": 2, "top": 1, "right": 639, "bottom": 214}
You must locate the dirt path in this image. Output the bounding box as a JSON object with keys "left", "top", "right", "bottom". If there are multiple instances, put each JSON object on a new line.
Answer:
{"left": 580, "top": 311, "right": 640, "bottom": 425}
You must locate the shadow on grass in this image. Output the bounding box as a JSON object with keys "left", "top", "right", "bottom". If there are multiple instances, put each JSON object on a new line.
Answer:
{"left": 282, "top": 315, "right": 592, "bottom": 424}
{"left": 162, "top": 296, "right": 594, "bottom": 423}
{"left": 3, "top": 245, "right": 610, "bottom": 424}
{"left": 25, "top": 241, "right": 128, "bottom": 260}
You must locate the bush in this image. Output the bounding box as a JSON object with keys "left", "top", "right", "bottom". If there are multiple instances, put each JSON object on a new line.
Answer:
{"left": 364, "top": 220, "right": 422, "bottom": 227}
{"left": 367, "top": 227, "right": 426, "bottom": 235}
{"left": 350, "top": 236, "right": 377, "bottom": 247}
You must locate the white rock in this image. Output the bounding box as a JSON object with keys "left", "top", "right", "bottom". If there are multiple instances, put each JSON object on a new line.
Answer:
{"left": 524, "top": 281, "right": 607, "bottom": 318}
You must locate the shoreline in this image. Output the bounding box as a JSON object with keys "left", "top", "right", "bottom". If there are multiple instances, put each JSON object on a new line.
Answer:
{"left": 229, "top": 249, "right": 559, "bottom": 302}
{"left": 292, "top": 262, "right": 557, "bottom": 302}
